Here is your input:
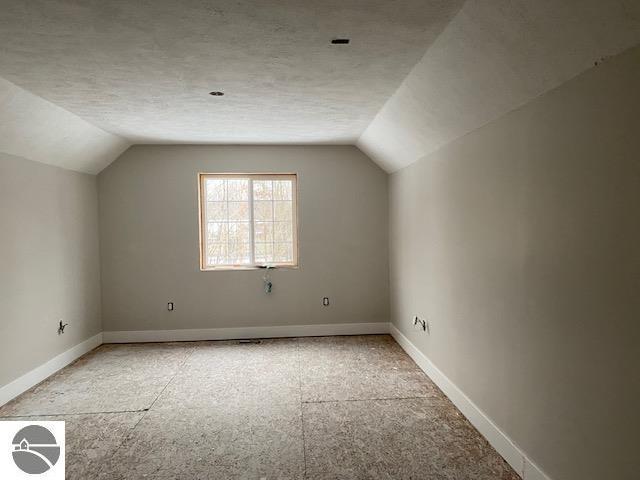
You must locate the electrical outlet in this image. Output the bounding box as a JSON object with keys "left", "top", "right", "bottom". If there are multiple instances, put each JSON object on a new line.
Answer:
{"left": 322, "top": 297, "right": 330, "bottom": 307}
{"left": 167, "top": 302, "right": 174, "bottom": 311}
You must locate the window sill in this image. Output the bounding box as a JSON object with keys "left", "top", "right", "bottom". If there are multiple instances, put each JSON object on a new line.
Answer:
{"left": 199, "top": 264, "right": 299, "bottom": 272}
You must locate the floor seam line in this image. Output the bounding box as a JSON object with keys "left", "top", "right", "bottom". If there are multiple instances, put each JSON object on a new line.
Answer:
{"left": 297, "top": 337, "right": 308, "bottom": 479}
{"left": 0, "top": 408, "right": 151, "bottom": 418}
{"left": 97, "top": 344, "right": 199, "bottom": 478}
{"left": 302, "top": 395, "right": 433, "bottom": 404}
{"left": 144, "top": 344, "right": 198, "bottom": 412}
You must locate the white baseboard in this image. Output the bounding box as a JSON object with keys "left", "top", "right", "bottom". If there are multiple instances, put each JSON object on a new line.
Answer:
{"left": 1, "top": 324, "right": 387, "bottom": 407}
{"left": 390, "top": 325, "right": 552, "bottom": 480}
{"left": 103, "top": 322, "right": 390, "bottom": 343}
{"left": 0, "top": 323, "right": 549, "bottom": 480}
{"left": 0, "top": 333, "right": 103, "bottom": 407}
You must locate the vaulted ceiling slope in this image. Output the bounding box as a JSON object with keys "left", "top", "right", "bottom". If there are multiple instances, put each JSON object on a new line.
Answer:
{"left": 0, "top": 0, "right": 464, "bottom": 146}
{"left": 0, "top": 77, "right": 130, "bottom": 174}
{"left": 1, "top": 1, "right": 639, "bottom": 175}
{"left": 358, "top": 0, "right": 640, "bottom": 172}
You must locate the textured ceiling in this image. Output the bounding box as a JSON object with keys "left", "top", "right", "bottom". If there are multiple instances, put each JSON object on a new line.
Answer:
{"left": 0, "top": 0, "right": 463, "bottom": 145}
{"left": 1, "top": 0, "right": 639, "bottom": 174}
{"left": 0, "top": 77, "right": 129, "bottom": 173}
{"left": 358, "top": 0, "right": 640, "bottom": 172}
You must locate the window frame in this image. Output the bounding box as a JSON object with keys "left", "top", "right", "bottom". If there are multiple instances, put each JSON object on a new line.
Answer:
{"left": 198, "top": 172, "right": 299, "bottom": 271}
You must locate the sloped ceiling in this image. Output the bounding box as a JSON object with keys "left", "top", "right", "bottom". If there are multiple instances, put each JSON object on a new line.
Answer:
{"left": 0, "top": 1, "right": 639, "bottom": 174}
{"left": 0, "top": 77, "right": 130, "bottom": 174}
{"left": 358, "top": 0, "right": 640, "bottom": 172}
{"left": 0, "top": 0, "right": 464, "bottom": 145}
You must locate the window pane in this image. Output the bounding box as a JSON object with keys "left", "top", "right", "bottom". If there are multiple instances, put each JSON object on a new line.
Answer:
{"left": 255, "top": 243, "right": 274, "bottom": 263}
{"left": 228, "top": 222, "right": 250, "bottom": 244}
{"left": 254, "top": 221, "right": 273, "bottom": 243}
{"left": 254, "top": 201, "right": 273, "bottom": 222}
{"left": 253, "top": 180, "right": 273, "bottom": 200}
{"left": 228, "top": 243, "right": 251, "bottom": 264}
{"left": 274, "top": 243, "right": 293, "bottom": 262}
{"left": 273, "top": 180, "right": 292, "bottom": 200}
{"left": 206, "top": 202, "right": 227, "bottom": 222}
{"left": 274, "top": 201, "right": 292, "bottom": 221}
{"left": 206, "top": 179, "right": 225, "bottom": 201}
{"left": 273, "top": 221, "right": 292, "bottom": 242}
{"left": 227, "top": 179, "right": 249, "bottom": 201}
{"left": 207, "top": 222, "right": 228, "bottom": 243}
{"left": 228, "top": 201, "right": 249, "bottom": 221}
{"left": 207, "top": 243, "right": 227, "bottom": 265}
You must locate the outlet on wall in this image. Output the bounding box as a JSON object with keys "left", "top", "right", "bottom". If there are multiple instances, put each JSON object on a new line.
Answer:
{"left": 322, "top": 297, "right": 330, "bottom": 307}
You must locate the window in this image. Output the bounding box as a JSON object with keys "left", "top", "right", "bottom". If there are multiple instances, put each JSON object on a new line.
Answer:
{"left": 198, "top": 173, "right": 298, "bottom": 270}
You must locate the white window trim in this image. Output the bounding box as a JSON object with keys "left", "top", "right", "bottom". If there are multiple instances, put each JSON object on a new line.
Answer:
{"left": 198, "top": 173, "right": 299, "bottom": 271}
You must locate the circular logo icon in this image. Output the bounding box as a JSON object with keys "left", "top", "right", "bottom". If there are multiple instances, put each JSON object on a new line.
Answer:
{"left": 11, "top": 425, "right": 61, "bottom": 474}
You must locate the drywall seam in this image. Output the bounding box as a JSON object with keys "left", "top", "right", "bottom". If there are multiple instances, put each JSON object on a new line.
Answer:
{"left": 102, "top": 322, "right": 390, "bottom": 343}
{"left": 0, "top": 333, "right": 103, "bottom": 407}
{"left": 390, "top": 325, "right": 552, "bottom": 480}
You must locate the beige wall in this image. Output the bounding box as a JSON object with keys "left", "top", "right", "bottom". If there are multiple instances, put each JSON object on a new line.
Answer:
{"left": 98, "top": 145, "right": 389, "bottom": 332}
{"left": 389, "top": 46, "right": 640, "bottom": 480}
{"left": 0, "top": 153, "right": 102, "bottom": 387}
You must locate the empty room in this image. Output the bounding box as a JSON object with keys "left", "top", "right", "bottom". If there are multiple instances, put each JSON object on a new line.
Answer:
{"left": 0, "top": 1, "right": 638, "bottom": 479}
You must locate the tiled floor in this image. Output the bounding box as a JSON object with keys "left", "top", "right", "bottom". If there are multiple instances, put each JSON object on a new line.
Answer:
{"left": 0, "top": 335, "right": 519, "bottom": 479}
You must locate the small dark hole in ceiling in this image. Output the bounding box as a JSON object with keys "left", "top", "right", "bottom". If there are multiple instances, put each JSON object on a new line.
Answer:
{"left": 209, "top": 91, "right": 224, "bottom": 96}
{"left": 331, "top": 38, "right": 350, "bottom": 44}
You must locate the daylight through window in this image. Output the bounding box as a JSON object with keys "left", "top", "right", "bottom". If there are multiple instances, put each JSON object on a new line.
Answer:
{"left": 199, "top": 174, "right": 298, "bottom": 269}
